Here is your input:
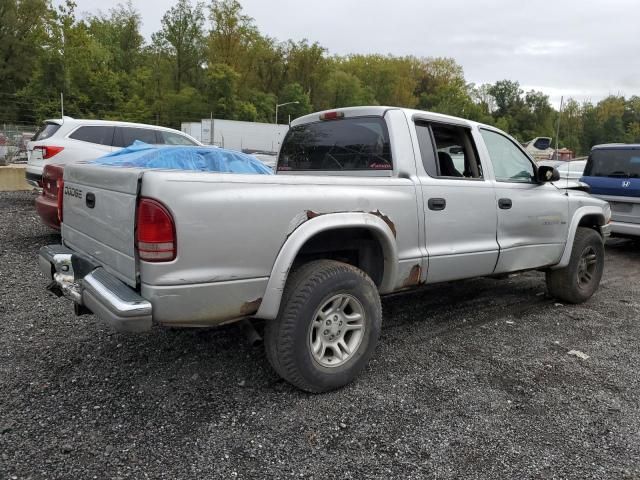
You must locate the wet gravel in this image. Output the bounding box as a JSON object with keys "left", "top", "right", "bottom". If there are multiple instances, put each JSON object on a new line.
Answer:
{"left": 1, "top": 190, "right": 640, "bottom": 479}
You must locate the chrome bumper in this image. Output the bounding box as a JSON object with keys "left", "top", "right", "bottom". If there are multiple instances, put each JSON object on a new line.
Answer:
{"left": 39, "top": 245, "right": 152, "bottom": 332}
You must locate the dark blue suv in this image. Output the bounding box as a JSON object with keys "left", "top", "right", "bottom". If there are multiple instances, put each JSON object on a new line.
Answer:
{"left": 581, "top": 144, "right": 640, "bottom": 237}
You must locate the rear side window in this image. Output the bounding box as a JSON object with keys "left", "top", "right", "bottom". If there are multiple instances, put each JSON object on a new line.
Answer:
{"left": 33, "top": 122, "right": 61, "bottom": 141}
{"left": 415, "top": 122, "right": 483, "bottom": 179}
{"left": 584, "top": 149, "right": 640, "bottom": 178}
{"left": 278, "top": 117, "right": 392, "bottom": 171}
{"left": 160, "top": 131, "right": 198, "bottom": 145}
{"left": 69, "top": 126, "right": 115, "bottom": 146}
{"left": 114, "top": 127, "right": 159, "bottom": 147}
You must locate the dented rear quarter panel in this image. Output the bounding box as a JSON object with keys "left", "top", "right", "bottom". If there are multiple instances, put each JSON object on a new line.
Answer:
{"left": 139, "top": 172, "right": 421, "bottom": 284}
{"left": 136, "top": 172, "right": 422, "bottom": 325}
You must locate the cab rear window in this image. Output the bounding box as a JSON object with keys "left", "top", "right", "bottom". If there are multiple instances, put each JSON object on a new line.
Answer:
{"left": 584, "top": 148, "right": 640, "bottom": 178}
{"left": 278, "top": 117, "right": 392, "bottom": 171}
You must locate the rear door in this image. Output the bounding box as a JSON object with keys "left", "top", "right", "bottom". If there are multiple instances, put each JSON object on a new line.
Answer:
{"left": 113, "top": 127, "right": 160, "bottom": 148}
{"left": 480, "top": 128, "right": 569, "bottom": 273}
{"left": 414, "top": 120, "right": 499, "bottom": 283}
{"left": 62, "top": 164, "right": 143, "bottom": 287}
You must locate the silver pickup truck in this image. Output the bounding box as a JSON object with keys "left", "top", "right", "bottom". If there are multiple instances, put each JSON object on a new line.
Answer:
{"left": 40, "top": 106, "right": 611, "bottom": 392}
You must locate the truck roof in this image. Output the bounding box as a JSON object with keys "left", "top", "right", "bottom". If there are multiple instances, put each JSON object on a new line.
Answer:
{"left": 291, "top": 106, "right": 484, "bottom": 130}
{"left": 591, "top": 143, "right": 640, "bottom": 150}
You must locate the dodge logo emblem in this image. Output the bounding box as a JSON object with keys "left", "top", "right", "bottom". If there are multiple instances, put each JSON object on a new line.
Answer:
{"left": 622, "top": 181, "right": 631, "bottom": 188}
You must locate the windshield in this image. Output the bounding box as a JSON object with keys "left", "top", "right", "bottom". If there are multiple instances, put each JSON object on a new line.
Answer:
{"left": 584, "top": 148, "right": 640, "bottom": 178}
{"left": 278, "top": 117, "right": 392, "bottom": 171}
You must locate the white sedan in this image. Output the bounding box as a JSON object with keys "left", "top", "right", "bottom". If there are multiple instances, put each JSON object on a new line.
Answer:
{"left": 538, "top": 159, "right": 587, "bottom": 180}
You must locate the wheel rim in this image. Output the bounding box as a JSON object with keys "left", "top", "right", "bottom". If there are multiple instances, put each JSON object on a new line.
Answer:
{"left": 308, "top": 293, "right": 366, "bottom": 368}
{"left": 577, "top": 246, "right": 598, "bottom": 288}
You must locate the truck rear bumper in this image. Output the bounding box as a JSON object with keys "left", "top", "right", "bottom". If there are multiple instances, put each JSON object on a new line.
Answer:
{"left": 25, "top": 170, "right": 42, "bottom": 188}
{"left": 39, "top": 245, "right": 152, "bottom": 332}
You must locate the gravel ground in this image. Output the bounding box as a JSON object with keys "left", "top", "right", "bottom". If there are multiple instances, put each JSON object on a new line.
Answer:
{"left": 1, "top": 190, "right": 640, "bottom": 479}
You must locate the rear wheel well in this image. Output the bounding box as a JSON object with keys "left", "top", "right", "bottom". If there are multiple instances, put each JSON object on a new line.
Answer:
{"left": 291, "top": 228, "right": 385, "bottom": 287}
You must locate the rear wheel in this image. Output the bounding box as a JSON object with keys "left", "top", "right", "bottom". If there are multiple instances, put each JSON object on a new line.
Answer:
{"left": 546, "top": 227, "right": 605, "bottom": 304}
{"left": 264, "top": 260, "right": 381, "bottom": 393}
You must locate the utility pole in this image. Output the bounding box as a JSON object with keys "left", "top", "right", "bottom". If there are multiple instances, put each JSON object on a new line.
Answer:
{"left": 60, "top": 92, "right": 64, "bottom": 118}
{"left": 555, "top": 95, "right": 563, "bottom": 160}
{"left": 275, "top": 101, "right": 299, "bottom": 125}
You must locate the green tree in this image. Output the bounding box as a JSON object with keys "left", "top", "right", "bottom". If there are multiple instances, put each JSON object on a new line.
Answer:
{"left": 86, "top": 2, "right": 143, "bottom": 75}
{"left": 284, "top": 40, "right": 328, "bottom": 107}
{"left": 164, "top": 86, "right": 208, "bottom": 127}
{"left": 276, "top": 82, "right": 311, "bottom": 123}
{"left": 318, "top": 70, "right": 375, "bottom": 109}
{"left": 119, "top": 94, "right": 153, "bottom": 123}
{"left": 339, "top": 54, "right": 417, "bottom": 107}
{"left": 153, "top": 0, "right": 206, "bottom": 91}
{"left": 489, "top": 80, "right": 524, "bottom": 118}
{"left": 247, "top": 89, "right": 276, "bottom": 122}
{"left": 0, "top": 0, "right": 53, "bottom": 121}
{"left": 205, "top": 62, "right": 239, "bottom": 119}
{"left": 208, "top": 0, "right": 258, "bottom": 70}
{"left": 243, "top": 35, "right": 285, "bottom": 96}
{"left": 235, "top": 101, "right": 257, "bottom": 121}
{"left": 558, "top": 98, "right": 583, "bottom": 155}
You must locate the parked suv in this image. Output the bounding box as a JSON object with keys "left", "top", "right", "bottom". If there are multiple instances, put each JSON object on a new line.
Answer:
{"left": 581, "top": 144, "right": 640, "bottom": 237}
{"left": 25, "top": 118, "right": 201, "bottom": 187}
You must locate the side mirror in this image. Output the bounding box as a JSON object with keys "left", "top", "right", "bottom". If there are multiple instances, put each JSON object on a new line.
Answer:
{"left": 537, "top": 165, "right": 560, "bottom": 183}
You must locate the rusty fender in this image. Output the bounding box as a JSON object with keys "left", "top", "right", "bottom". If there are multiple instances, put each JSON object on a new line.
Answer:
{"left": 254, "top": 211, "right": 400, "bottom": 320}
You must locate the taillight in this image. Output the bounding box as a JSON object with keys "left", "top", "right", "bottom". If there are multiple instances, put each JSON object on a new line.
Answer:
{"left": 136, "top": 198, "right": 176, "bottom": 262}
{"left": 42, "top": 164, "right": 64, "bottom": 199}
{"left": 34, "top": 145, "right": 64, "bottom": 159}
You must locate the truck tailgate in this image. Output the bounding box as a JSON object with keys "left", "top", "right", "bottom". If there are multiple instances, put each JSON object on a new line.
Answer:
{"left": 62, "top": 164, "right": 143, "bottom": 287}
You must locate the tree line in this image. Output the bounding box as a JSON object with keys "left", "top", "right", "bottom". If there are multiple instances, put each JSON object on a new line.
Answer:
{"left": 1, "top": 0, "right": 638, "bottom": 155}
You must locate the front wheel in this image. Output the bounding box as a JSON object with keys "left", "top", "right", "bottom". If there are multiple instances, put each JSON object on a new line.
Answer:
{"left": 264, "top": 260, "right": 382, "bottom": 393}
{"left": 546, "top": 227, "right": 605, "bottom": 304}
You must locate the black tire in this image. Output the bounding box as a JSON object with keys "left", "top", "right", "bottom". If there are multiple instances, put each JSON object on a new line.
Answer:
{"left": 264, "top": 260, "right": 382, "bottom": 393}
{"left": 546, "top": 227, "right": 605, "bottom": 304}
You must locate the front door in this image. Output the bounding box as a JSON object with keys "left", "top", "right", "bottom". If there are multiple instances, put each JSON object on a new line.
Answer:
{"left": 479, "top": 129, "right": 569, "bottom": 273}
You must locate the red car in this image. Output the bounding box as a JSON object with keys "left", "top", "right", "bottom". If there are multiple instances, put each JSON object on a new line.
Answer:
{"left": 35, "top": 163, "right": 64, "bottom": 230}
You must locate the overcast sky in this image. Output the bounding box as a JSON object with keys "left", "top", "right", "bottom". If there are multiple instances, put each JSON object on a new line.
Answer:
{"left": 61, "top": 0, "right": 640, "bottom": 107}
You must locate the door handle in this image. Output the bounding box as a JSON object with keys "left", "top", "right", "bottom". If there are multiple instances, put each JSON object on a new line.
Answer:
{"left": 86, "top": 192, "right": 96, "bottom": 209}
{"left": 428, "top": 198, "right": 446, "bottom": 211}
{"left": 498, "top": 198, "right": 512, "bottom": 209}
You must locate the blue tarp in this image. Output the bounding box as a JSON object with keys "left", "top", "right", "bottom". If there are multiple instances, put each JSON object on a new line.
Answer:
{"left": 92, "top": 141, "right": 273, "bottom": 175}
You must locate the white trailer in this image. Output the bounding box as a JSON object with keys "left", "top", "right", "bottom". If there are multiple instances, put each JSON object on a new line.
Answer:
{"left": 182, "top": 119, "right": 289, "bottom": 154}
